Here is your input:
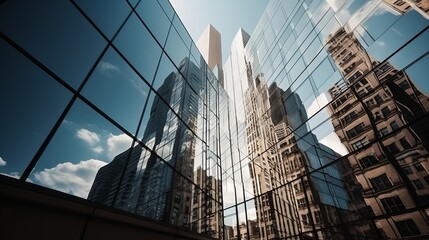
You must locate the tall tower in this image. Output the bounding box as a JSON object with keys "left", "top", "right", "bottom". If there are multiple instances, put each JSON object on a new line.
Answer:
{"left": 88, "top": 58, "right": 202, "bottom": 226}
{"left": 327, "top": 27, "right": 429, "bottom": 239}
{"left": 197, "top": 24, "right": 224, "bottom": 86}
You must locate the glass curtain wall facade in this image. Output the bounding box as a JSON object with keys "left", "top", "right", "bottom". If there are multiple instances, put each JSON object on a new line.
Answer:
{"left": 0, "top": 0, "right": 223, "bottom": 238}
{"left": 1, "top": 0, "right": 429, "bottom": 240}
{"left": 222, "top": 0, "right": 429, "bottom": 239}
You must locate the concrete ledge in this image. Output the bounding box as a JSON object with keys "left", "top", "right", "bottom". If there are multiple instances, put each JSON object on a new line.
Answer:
{"left": 0, "top": 175, "right": 214, "bottom": 240}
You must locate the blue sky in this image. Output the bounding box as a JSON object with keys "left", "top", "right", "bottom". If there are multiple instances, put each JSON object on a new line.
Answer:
{"left": 170, "top": 0, "right": 269, "bottom": 64}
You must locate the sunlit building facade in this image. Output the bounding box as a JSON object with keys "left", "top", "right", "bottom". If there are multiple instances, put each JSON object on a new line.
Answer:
{"left": 222, "top": 0, "right": 429, "bottom": 239}
{"left": 1, "top": 0, "right": 429, "bottom": 240}
{"left": 223, "top": 27, "right": 376, "bottom": 240}
{"left": 191, "top": 166, "right": 223, "bottom": 238}
{"left": 326, "top": 26, "right": 429, "bottom": 238}
{"left": 197, "top": 24, "right": 224, "bottom": 86}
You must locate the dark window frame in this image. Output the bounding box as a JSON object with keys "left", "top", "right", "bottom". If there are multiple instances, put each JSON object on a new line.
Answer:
{"left": 370, "top": 174, "right": 393, "bottom": 192}
{"left": 395, "top": 219, "right": 421, "bottom": 237}
{"left": 380, "top": 196, "right": 405, "bottom": 214}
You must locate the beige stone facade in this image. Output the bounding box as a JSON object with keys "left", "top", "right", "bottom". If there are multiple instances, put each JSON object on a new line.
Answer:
{"left": 327, "top": 27, "right": 429, "bottom": 239}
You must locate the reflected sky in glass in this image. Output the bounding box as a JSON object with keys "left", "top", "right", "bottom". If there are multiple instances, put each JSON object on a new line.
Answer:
{"left": 82, "top": 47, "right": 151, "bottom": 134}
{"left": 0, "top": 39, "right": 72, "bottom": 179}
{"left": 114, "top": 13, "right": 162, "bottom": 83}
{"left": 75, "top": 0, "right": 131, "bottom": 39}
{"left": 29, "top": 100, "right": 134, "bottom": 198}
{"left": 1, "top": 0, "right": 429, "bottom": 237}
{"left": 0, "top": 0, "right": 106, "bottom": 89}
{"left": 136, "top": 1, "right": 171, "bottom": 46}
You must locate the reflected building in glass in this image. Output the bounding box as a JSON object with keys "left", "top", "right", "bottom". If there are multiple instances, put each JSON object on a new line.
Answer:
{"left": 383, "top": 0, "right": 429, "bottom": 19}
{"left": 197, "top": 24, "right": 224, "bottom": 87}
{"left": 222, "top": 0, "right": 429, "bottom": 239}
{"left": 1, "top": 0, "right": 223, "bottom": 239}
{"left": 191, "top": 166, "right": 223, "bottom": 238}
{"left": 88, "top": 145, "right": 143, "bottom": 209}
{"left": 1, "top": 0, "right": 429, "bottom": 240}
{"left": 326, "top": 26, "right": 429, "bottom": 238}
{"left": 227, "top": 41, "right": 375, "bottom": 239}
{"left": 88, "top": 57, "right": 203, "bottom": 225}
{"left": 243, "top": 65, "right": 298, "bottom": 239}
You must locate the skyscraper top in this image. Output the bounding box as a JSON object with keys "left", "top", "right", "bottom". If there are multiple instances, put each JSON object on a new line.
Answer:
{"left": 196, "top": 24, "right": 223, "bottom": 85}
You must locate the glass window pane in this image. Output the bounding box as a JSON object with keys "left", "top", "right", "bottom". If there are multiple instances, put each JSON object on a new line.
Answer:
{"left": 0, "top": 39, "right": 72, "bottom": 179}
{"left": 89, "top": 143, "right": 145, "bottom": 210}
{"left": 127, "top": 0, "right": 139, "bottom": 8}
{"left": 366, "top": 11, "right": 428, "bottom": 63}
{"left": 170, "top": 174, "right": 198, "bottom": 228}
{"left": 133, "top": 156, "right": 175, "bottom": 220}
{"left": 164, "top": 27, "right": 190, "bottom": 75}
{"left": 222, "top": 176, "right": 236, "bottom": 209}
{"left": 139, "top": 89, "right": 178, "bottom": 150}
{"left": 114, "top": 13, "right": 162, "bottom": 83}
{"left": 152, "top": 53, "right": 179, "bottom": 91}
{"left": 157, "top": 0, "right": 175, "bottom": 21}
{"left": 28, "top": 100, "right": 134, "bottom": 199}
{"left": 137, "top": 0, "right": 171, "bottom": 46}
{"left": 81, "top": 47, "right": 151, "bottom": 134}
{"left": 388, "top": 29, "right": 429, "bottom": 70}
{"left": 75, "top": 0, "right": 131, "bottom": 39}
{"left": 404, "top": 45, "right": 429, "bottom": 99}
{"left": 190, "top": 42, "right": 203, "bottom": 69}
{"left": 172, "top": 14, "right": 192, "bottom": 49}
{"left": 0, "top": 0, "right": 106, "bottom": 88}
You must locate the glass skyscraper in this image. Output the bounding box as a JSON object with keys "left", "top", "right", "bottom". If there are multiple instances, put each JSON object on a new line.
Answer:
{"left": 1, "top": 0, "right": 429, "bottom": 239}
{"left": 221, "top": 0, "right": 429, "bottom": 239}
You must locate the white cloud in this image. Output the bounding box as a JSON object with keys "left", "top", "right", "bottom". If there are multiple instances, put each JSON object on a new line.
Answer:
{"left": 92, "top": 146, "right": 104, "bottom": 154}
{"left": 345, "top": 0, "right": 399, "bottom": 31}
{"left": 99, "top": 61, "right": 119, "bottom": 72}
{"left": 76, "top": 128, "right": 100, "bottom": 145}
{"left": 347, "top": 0, "right": 381, "bottom": 31}
{"left": 373, "top": 1, "right": 401, "bottom": 17}
{"left": 306, "top": 93, "right": 329, "bottom": 118}
{"left": 375, "top": 41, "right": 386, "bottom": 47}
{"left": 239, "top": 207, "right": 257, "bottom": 222}
{"left": 222, "top": 178, "right": 238, "bottom": 206}
{"left": 107, "top": 133, "right": 133, "bottom": 159}
{"left": 33, "top": 159, "right": 107, "bottom": 198}
{"left": 326, "top": 0, "right": 347, "bottom": 12}
{"left": 0, "top": 157, "right": 6, "bottom": 166}
{"left": 129, "top": 77, "right": 148, "bottom": 96}
{"left": 319, "top": 132, "right": 349, "bottom": 156}
{"left": 222, "top": 177, "right": 249, "bottom": 208}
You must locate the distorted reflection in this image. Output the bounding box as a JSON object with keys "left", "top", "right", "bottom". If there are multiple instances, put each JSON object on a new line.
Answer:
{"left": 87, "top": 57, "right": 222, "bottom": 237}
{"left": 222, "top": 1, "right": 429, "bottom": 239}
{"left": 2, "top": 0, "right": 429, "bottom": 239}
{"left": 326, "top": 26, "right": 429, "bottom": 239}
{"left": 29, "top": 100, "right": 133, "bottom": 199}
{"left": 236, "top": 62, "right": 375, "bottom": 239}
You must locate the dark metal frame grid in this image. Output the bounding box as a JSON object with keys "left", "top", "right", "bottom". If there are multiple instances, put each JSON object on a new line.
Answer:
{"left": 0, "top": 0, "right": 224, "bottom": 238}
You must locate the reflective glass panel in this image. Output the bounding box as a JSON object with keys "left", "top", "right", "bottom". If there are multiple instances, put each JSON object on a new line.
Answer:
{"left": 114, "top": 13, "right": 162, "bottom": 83}
{"left": 29, "top": 100, "right": 134, "bottom": 199}
{"left": 75, "top": 0, "right": 131, "bottom": 39}
{"left": 0, "top": 39, "right": 72, "bottom": 179}
{"left": 136, "top": 0, "right": 171, "bottom": 46}
{"left": 0, "top": 0, "right": 106, "bottom": 88}
{"left": 82, "top": 48, "right": 151, "bottom": 134}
